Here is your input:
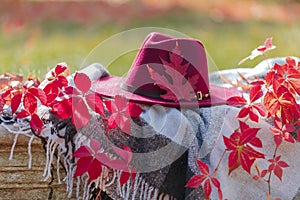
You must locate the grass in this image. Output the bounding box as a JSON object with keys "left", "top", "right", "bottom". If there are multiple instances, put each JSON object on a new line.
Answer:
{"left": 1, "top": 10, "right": 300, "bottom": 78}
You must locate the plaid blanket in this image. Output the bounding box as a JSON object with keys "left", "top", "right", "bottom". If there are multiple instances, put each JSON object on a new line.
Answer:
{"left": 1, "top": 58, "right": 299, "bottom": 200}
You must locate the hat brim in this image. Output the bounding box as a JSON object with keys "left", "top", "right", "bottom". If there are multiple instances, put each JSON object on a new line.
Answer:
{"left": 91, "top": 76, "right": 241, "bottom": 108}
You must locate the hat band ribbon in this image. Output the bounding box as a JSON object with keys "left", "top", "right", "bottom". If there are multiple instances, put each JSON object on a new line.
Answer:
{"left": 121, "top": 82, "right": 210, "bottom": 102}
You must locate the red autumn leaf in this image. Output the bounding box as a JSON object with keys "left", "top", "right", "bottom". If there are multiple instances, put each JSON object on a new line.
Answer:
{"left": 56, "top": 76, "right": 69, "bottom": 89}
{"left": 239, "top": 37, "right": 276, "bottom": 65}
{"left": 112, "top": 145, "right": 132, "bottom": 164}
{"left": 249, "top": 136, "right": 263, "bottom": 148}
{"left": 185, "top": 174, "right": 206, "bottom": 188}
{"left": 120, "top": 171, "right": 131, "bottom": 186}
{"left": 223, "top": 122, "right": 264, "bottom": 174}
{"left": 106, "top": 159, "right": 128, "bottom": 171}
{"left": 105, "top": 95, "right": 142, "bottom": 135}
{"left": 264, "top": 85, "right": 298, "bottom": 124}
{"left": 211, "top": 177, "right": 221, "bottom": 189}
{"left": 273, "top": 165, "right": 283, "bottom": 181}
{"left": 54, "top": 63, "right": 68, "bottom": 75}
{"left": 43, "top": 65, "right": 69, "bottom": 104}
{"left": 90, "top": 138, "right": 101, "bottom": 152}
{"left": 72, "top": 97, "right": 90, "bottom": 130}
{"left": 148, "top": 66, "right": 199, "bottom": 102}
{"left": 250, "top": 85, "right": 263, "bottom": 103}
{"left": 250, "top": 80, "right": 265, "bottom": 86}
{"left": 253, "top": 165, "right": 265, "bottom": 181}
{"left": 11, "top": 92, "right": 22, "bottom": 114}
{"left": 238, "top": 106, "right": 262, "bottom": 122}
{"left": 128, "top": 102, "right": 142, "bottom": 117}
{"left": 203, "top": 179, "right": 212, "bottom": 199}
{"left": 23, "top": 93, "right": 37, "bottom": 114}
{"left": 61, "top": 86, "right": 81, "bottom": 96}
{"left": 160, "top": 42, "right": 190, "bottom": 76}
{"left": 147, "top": 43, "right": 200, "bottom": 102}
{"left": 15, "top": 110, "right": 30, "bottom": 118}
{"left": 272, "top": 57, "right": 300, "bottom": 96}
{"left": 196, "top": 160, "right": 210, "bottom": 175}
{"left": 236, "top": 85, "right": 266, "bottom": 123}
{"left": 0, "top": 96, "right": 5, "bottom": 112}
{"left": 73, "top": 146, "right": 92, "bottom": 158}
{"left": 226, "top": 96, "right": 247, "bottom": 107}
{"left": 74, "top": 156, "right": 93, "bottom": 177}
{"left": 85, "top": 93, "right": 104, "bottom": 116}
{"left": 261, "top": 169, "right": 268, "bottom": 178}
{"left": 52, "top": 98, "right": 73, "bottom": 119}
{"left": 239, "top": 120, "right": 250, "bottom": 132}
{"left": 28, "top": 87, "right": 47, "bottom": 105}
{"left": 74, "top": 72, "right": 91, "bottom": 94}
{"left": 43, "top": 82, "right": 59, "bottom": 105}
{"left": 48, "top": 64, "right": 69, "bottom": 88}
{"left": 286, "top": 57, "right": 296, "bottom": 67}
{"left": 73, "top": 139, "right": 109, "bottom": 182}
{"left": 228, "top": 150, "right": 240, "bottom": 174}
{"left": 268, "top": 156, "right": 289, "bottom": 181}
{"left": 270, "top": 117, "right": 295, "bottom": 146}
{"left": 211, "top": 178, "right": 223, "bottom": 200}
{"left": 30, "top": 113, "right": 44, "bottom": 134}
{"left": 88, "top": 159, "right": 103, "bottom": 182}
{"left": 186, "top": 159, "right": 223, "bottom": 200}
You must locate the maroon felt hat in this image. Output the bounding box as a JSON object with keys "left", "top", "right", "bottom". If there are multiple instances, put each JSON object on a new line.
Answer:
{"left": 91, "top": 32, "right": 240, "bottom": 108}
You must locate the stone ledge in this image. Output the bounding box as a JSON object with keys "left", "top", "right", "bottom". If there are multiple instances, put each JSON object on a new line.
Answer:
{"left": 0, "top": 126, "right": 74, "bottom": 199}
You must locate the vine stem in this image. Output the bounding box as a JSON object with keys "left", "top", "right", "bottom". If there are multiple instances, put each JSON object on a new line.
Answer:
{"left": 266, "top": 145, "right": 278, "bottom": 195}
{"left": 262, "top": 53, "right": 271, "bottom": 69}
{"left": 102, "top": 116, "right": 109, "bottom": 147}
{"left": 212, "top": 149, "right": 227, "bottom": 177}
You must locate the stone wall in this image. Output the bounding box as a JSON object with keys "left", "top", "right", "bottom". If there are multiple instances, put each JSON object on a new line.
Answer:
{"left": 0, "top": 126, "right": 73, "bottom": 199}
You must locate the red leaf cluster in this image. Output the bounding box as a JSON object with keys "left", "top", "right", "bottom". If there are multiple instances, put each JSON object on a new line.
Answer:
{"left": 43, "top": 64, "right": 69, "bottom": 105}
{"left": 147, "top": 43, "right": 199, "bottom": 102}
{"left": 227, "top": 84, "right": 267, "bottom": 123}
{"left": 105, "top": 95, "right": 142, "bottom": 135}
{"left": 186, "top": 160, "right": 222, "bottom": 200}
{"left": 51, "top": 72, "right": 104, "bottom": 130}
{"left": 270, "top": 117, "right": 296, "bottom": 146}
{"left": 73, "top": 139, "right": 135, "bottom": 185}
{"left": 73, "top": 139, "right": 110, "bottom": 182}
{"left": 239, "top": 37, "right": 276, "bottom": 65}
{"left": 268, "top": 156, "right": 289, "bottom": 181}
{"left": 224, "top": 40, "right": 299, "bottom": 198}
{"left": 0, "top": 63, "right": 143, "bottom": 189}
{"left": 223, "top": 121, "right": 264, "bottom": 174}
{"left": 8, "top": 80, "right": 47, "bottom": 134}
{"left": 264, "top": 57, "right": 300, "bottom": 124}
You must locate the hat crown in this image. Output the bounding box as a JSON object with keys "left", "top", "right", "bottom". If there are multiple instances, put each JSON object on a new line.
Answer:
{"left": 123, "top": 32, "right": 209, "bottom": 102}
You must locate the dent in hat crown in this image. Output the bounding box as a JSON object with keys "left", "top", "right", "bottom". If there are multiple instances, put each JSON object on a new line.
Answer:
{"left": 122, "top": 32, "right": 209, "bottom": 102}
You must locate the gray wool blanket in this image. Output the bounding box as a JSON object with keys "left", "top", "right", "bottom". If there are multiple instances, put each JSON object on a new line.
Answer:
{"left": 1, "top": 58, "right": 299, "bottom": 200}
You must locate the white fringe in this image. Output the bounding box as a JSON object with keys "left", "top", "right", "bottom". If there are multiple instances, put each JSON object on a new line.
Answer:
{"left": 43, "top": 137, "right": 51, "bottom": 177}
{"left": 139, "top": 178, "right": 145, "bottom": 200}
{"left": 1, "top": 118, "right": 179, "bottom": 200}
{"left": 82, "top": 175, "right": 89, "bottom": 200}
{"left": 56, "top": 143, "right": 66, "bottom": 184}
{"left": 153, "top": 188, "right": 159, "bottom": 199}
{"left": 9, "top": 134, "right": 18, "bottom": 160}
{"left": 27, "top": 134, "right": 35, "bottom": 169}
{"left": 143, "top": 182, "right": 149, "bottom": 200}
{"left": 147, "top": 186, "right": 154, "bottom": 200}
{"left": 125, "top": 178, "right": 131, "bottom": 200}
{"left": 76, "top": 176, "right": 81, "bottom": 199}
{"left": 104, "top": 169, "right": 117, "bottom": 188}
{"left": 131, "top": 174, "right": 142, "bottom": 200}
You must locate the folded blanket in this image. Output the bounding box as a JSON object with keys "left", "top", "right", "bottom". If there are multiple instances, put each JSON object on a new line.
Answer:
{"left": 1, "top": 58, "right": 299, "bottom": 200}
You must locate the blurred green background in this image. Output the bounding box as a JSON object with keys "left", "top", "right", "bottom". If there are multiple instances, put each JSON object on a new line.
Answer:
{"left": 1, "top": 0, "right": 300, "bottom": 78}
